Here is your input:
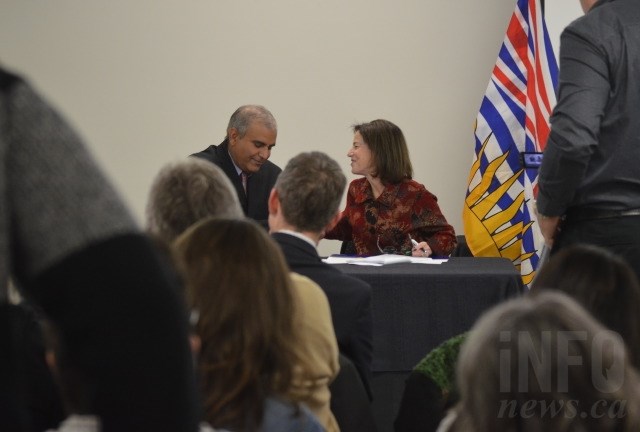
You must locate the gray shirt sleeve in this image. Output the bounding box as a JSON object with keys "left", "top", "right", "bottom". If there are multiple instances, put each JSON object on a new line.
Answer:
{"left": 4, "top": 78, "right": 136, "bottom": 283}
{"left": 537, "top": 22, "right": 612, "bottom": 216}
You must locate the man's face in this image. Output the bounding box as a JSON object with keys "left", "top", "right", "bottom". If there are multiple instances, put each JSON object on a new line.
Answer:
{"left": 228, "top": 121, "right": 277, "bottom": 174}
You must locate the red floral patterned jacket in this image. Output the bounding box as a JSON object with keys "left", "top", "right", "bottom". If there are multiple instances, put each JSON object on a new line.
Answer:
{"left": 325, "top": 178, "right": 457, "bottom": 256}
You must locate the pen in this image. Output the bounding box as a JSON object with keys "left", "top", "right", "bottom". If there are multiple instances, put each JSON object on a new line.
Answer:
{"left": 408, "top": 235, "right": 428, "bottom": 256}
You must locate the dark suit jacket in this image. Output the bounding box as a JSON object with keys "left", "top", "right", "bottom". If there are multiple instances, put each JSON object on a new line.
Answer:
{"left": 272, "top": 232, "right": 373, "bottom": 397}
{"left": 191, "top": 139, "right": 281, "bottom": 228}
{"left": 330, "top": 354, "right": 377, "bottom": 432}
{"left": 1, "top": 303, "right": 65, "bottom": 432}
{"left": 394, "top": 372, "right": 447, "bottom": 432}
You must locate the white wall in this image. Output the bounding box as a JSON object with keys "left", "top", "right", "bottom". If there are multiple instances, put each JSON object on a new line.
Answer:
{"left": 545, "top": 0, "right": 583, "bottom": 58}
{"left": 0, "top": 1, "right": 583, "bottom": 255}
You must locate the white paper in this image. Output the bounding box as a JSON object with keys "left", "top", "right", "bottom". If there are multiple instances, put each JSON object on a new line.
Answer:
{"left": 323, "top": 254, "right": 446, "bottom": 266}
{"left": 408, "top": 257, "right": 448, "bottom": 265}
{"left": 322, "top": 256, "right": 356, "bottom": 264}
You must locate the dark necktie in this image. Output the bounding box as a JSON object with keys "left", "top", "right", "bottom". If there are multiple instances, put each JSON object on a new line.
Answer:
{"left": 240, "top": 172, "right": 248, "bottom": 192}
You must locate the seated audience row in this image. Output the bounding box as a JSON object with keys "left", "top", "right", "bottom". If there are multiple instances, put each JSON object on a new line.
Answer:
{"left": 147, "top": 159, "right": 339, "bottom": 431}
{"left": 146, "top": 153, "right": 379, "bottom": 431}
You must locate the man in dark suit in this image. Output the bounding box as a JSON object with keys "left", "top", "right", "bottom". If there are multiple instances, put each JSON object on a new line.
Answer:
{"left": 191, "top": 105, "right": 281, "bottom": 228}
{"left": 268, "top": 151, "right": 373, "bottom": 397}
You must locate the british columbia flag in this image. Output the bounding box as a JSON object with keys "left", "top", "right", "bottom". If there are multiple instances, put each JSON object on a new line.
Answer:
{"left": 462, "top": 0, "right": 558, "bottom": 286}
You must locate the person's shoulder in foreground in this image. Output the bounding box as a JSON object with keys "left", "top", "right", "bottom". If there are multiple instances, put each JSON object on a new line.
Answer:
{"left": 198, "top": 397, "right": 323, "bottom": 432}
{"left": 1, "top": 66, "right": 198, "bottom": 431}
{"left": 288, "top": 272, "right": 340, "bottom": 432}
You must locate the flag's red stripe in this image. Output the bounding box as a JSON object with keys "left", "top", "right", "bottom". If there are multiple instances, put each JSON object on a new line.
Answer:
{"left": 492, "top": 65, "right": 527, "bottom": 106}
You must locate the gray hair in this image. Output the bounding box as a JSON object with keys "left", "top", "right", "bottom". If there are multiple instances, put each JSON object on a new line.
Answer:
{"left": 451, "top": 291, "right": 640, "bottom": 431}
{"left": 226, "top": 105, "right": 277, "bottom": 139}
{"left": 275, "top": 152, "right": 346, "bottom": 232}
{"left": 146, "top": 158, "right": 243, "bottom": 244}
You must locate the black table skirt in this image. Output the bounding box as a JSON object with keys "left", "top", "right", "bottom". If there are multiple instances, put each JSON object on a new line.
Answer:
{"left": 334, "top": 257, "right": 525, "bottom": 372}
{"left": 333, "top": 257, "right": 525, "bottom": 432}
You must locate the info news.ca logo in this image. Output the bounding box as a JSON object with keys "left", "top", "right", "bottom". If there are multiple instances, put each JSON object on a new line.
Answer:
{"left": 496, "top": 330, "right": 628, "bottom": 420}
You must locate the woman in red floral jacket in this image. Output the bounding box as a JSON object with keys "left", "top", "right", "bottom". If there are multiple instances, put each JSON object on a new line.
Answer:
{"left": 325, "top": 119, "right": 456, "bottom": 257}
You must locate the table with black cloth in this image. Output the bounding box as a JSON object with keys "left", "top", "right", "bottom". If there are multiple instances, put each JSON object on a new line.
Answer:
{"left": 332, "top": 257, "right": 525, "bottom": 432}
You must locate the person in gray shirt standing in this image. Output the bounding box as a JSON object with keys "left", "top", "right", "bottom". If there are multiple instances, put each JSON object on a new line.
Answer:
{"left": 537, "top": 0, "right": 640, "bottom": 279}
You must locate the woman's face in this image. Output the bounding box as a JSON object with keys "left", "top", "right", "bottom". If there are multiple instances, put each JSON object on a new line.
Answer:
{"left": 348, "top": 131, "right": 375, "bottom": 176}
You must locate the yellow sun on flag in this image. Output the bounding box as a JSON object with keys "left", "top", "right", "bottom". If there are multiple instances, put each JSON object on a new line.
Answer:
{"left": 462, "top": 132, "right": 536, "bottom": 286}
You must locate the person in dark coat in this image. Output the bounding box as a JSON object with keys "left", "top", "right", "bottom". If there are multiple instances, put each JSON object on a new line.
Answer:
{"left": 191, "top": 105, "right": 281, "bottom": 229}
{"left": 269, "top": 152, "right": 376, "bottom": 431}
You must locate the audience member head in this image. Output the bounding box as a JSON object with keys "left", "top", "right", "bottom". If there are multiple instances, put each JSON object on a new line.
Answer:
{"left": 145, "top": 158, "right": 243, "bottom": 244}
{"left": 270, "top": 151, "right": 346, "bottom": 234}
{"left": 350, "top": 119, "right": 413, "bottom": 184}
{"left": 450, "top": 291, "right": 640, "bottom": 432}
{"left": 226, "top": 105, "right": 277, "bottom": 174}
{"left": 531, "top": 244, "right": 640, "bottom": 368}
{"left": 173, "top": 217, "right": 299, "bottom": 431}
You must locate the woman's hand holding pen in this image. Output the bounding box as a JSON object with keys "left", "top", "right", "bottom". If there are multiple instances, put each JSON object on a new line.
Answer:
{"left": 409, "top": 235, "right": 432, "bottom": 257}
